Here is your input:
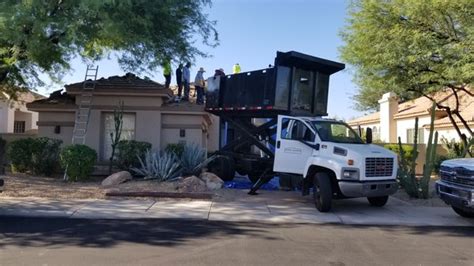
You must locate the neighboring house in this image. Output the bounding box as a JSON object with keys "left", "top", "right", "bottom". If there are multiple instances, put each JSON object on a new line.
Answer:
{"left": 0, "top": 90, "right": 44, "bottom": 134}
{"left": 27, "top": 73, "right": 219, "bottom": 162}
{"left": 348, "top": 90, "right": 473, "bottom": 144}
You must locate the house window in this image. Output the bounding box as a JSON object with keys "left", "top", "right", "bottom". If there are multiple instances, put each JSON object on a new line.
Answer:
{"left": 13, "top": 121, "right": 26, "bottom": 133}
{"left": 102, "top": 113, "right": 136, "bottom": 160}
{"left": 406, "top": 128, "right": 424, "bottom": 144}
{"left": 372, "top": 126, "right": 380, "bottom": 141}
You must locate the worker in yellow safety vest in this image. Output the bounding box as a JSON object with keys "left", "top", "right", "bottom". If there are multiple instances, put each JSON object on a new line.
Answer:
{"left": 232, "top": 63, "right": 241, "bottom": 74}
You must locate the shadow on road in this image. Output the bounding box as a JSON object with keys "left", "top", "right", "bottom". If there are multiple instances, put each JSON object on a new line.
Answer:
{"left": 0, "top": 217, "right": 280, "bottom": 248}
{"left": 0, "top": 217, "right": 472, "bottom": 249}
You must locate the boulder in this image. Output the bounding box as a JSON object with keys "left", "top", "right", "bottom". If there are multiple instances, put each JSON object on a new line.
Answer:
{"left": 200, "top": 172, "right": 224, "bottom": 190}
{"left": 177, "top": 176, "right": 207, "bottom": 193}
{"left": 101, "top": 171, "right": 132, "bottom": 187}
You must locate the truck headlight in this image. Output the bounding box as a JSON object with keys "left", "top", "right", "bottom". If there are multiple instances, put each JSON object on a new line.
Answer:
{"left": 342, "top": 169, "right": 359, "bottom": 180}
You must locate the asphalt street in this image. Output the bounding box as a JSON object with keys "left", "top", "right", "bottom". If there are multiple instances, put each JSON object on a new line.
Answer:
{"left": 0, "top": 217, "right": 472, "bottom": 266}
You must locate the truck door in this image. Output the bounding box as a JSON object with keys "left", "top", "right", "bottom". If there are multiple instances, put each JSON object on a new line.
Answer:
{"left": 274, "top": 115, "right": 316, "bottom": 174}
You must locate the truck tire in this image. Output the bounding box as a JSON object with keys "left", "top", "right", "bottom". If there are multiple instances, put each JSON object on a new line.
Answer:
{"left": 208, "top": 156, "right": 235, "bottom": 181}
{"left": 452, "top": 206, "right": 474, "bottom": 218}
{"left": 367, "top": 196, "right": 389, "bottom": 207}
{"left": 313, "top": 172, "right": 332, "bottom": 212}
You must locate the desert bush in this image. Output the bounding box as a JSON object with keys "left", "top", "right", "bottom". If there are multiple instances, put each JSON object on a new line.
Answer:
{"left": 116, "top": 140, "right": 152, "bottom": 171}
{"left": 6, "top": 138, "right": 35, "bottom": 173}
{"left": 180, "top": 144, "right": 216, "bottom": 176}
{"left": 30, "top": 137, "right": 62, "bottom": 176}
{"left": 60, "top": 144, "right": 97, "bottom": 181}
{"left": 165, "top": 143, "right": 185, "bottom": 157}
{"left": 132, "top": 150, "right": 181, "bottom": 181}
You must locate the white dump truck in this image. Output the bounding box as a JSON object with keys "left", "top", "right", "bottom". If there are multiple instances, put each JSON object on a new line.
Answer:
{"left": 206, "top": 51, "right": 398, "bottom": 212}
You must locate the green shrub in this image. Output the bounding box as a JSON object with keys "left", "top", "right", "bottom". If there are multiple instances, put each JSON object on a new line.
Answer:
{"left": 384, "top": 143, "right": 414, "bottom": 162}
{"left": 60, "top": 144, "right": 97, "bottom": 181}
{"left": 116, "top": 140, "right": 152, "bottom": 170}
{"left": 165, "top": 143, "right": 185, "bottom": 157}
{"left": 30, "top": 137, "right": 62, "bottom": 176}
{"left": 6, "top": 138, "right": 35, "bottom": 173}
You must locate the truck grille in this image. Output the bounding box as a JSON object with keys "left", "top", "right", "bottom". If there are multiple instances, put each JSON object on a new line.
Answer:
{"left": 365, "top": 158, "right": 394, "bottom": 177}
{"left": 440, "top": 165, "right": 474, "bottom": 186}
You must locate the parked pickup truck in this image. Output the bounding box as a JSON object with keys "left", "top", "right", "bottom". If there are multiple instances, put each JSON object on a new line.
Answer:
{"left": 436, "top": 158, "right": 474, "bottom": 218}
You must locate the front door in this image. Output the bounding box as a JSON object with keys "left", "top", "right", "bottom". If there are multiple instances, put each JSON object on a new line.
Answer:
{"left": 274, "top": 115, "right": 316, "bottom": 174}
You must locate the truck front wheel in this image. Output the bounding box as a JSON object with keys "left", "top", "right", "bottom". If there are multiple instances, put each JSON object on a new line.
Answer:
{"left": 208, "top": 156, "right": 235, "bottom": 182}
{"left": 367, "top": 196, "right": 389, "bottom": 207}
{"left": 451, "top": 206, "right": 474, "bottom": 218}
{"left": 313, "top": 172, "right": 332, "bottom": 212}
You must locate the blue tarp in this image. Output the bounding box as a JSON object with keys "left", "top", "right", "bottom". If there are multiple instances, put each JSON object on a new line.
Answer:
{"left": 224, "top": 175, "right": 280, "bottom": 190}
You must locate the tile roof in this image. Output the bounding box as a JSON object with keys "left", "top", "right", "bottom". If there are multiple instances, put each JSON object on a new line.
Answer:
{"left": 427, "top": 101, "right": 474, "bottom": 128}
{"left": 66, "top": 73, "right": 165, "bottom": 90}
{"left": 348, "top": 88, "right": 473, "bottom": 127}
{"left": 27, "top": 90, "right": 76, "bottom": 109}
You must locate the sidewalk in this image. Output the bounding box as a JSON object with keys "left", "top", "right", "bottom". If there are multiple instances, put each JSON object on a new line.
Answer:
{"left": 1, "top": 190, "right": 473, "bottom": 227}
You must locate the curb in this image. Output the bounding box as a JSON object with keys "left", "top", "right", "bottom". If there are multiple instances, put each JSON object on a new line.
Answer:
{"left": 105, "top": 191, "right": 213, "bottom": 200}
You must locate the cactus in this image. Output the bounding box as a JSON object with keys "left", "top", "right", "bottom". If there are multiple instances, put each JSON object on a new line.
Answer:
{"left": 397, "top": 117, "right": 419, "bottom": 197}
{"left": 397, "top": 104, "right": 438, "bottom": 199}
{"left": 419, "top": 103, "right": 438, "bottom": 198}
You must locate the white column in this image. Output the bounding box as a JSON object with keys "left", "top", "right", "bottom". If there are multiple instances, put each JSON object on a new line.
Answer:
{"left": 6, "top": 105, "right": 15, "bottom": 133}
{"left": 378, "top": 92, "right": 398, "bottom": 143}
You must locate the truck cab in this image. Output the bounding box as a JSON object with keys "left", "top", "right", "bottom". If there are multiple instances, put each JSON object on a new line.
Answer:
{"left": 274, "top": 115, "right": 398, "bottom": 211}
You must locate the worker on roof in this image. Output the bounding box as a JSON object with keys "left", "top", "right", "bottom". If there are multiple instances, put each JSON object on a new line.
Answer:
{"left": 162, "top": 59, "right": 172, "bottom": 89}
{"left": 182, "top": 62, "right": 191, "bottom": 101}
{"left": 176, "top": 63, "right": 183, "bottom": 99}
{"left": 214, "top": 68, "right": 225, "bottom": 77}
{"left": 194, "top": 67, "right": 206, "bottom": 105}
{"left": 232, "top": 63, "right": 241, "bottom": 74}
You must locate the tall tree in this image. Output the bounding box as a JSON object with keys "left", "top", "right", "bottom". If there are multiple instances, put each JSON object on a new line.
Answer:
{"left": 340, "top": 0, "right": 473, "bottom": 144}
{"left": 0, "top": 0, "right": 218, "bottom": 96}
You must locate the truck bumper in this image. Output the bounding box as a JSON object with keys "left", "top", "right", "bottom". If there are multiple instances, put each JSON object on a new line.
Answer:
{"left": 436, "top": 180, "right": 474, "bottom": 208}
{"left": 338, "top": 180, "right": 398, "bottom": 198}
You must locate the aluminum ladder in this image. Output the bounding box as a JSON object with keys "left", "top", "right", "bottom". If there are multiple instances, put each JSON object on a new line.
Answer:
{"left": 71, "top": 65, "right": 99, "bottom": 145}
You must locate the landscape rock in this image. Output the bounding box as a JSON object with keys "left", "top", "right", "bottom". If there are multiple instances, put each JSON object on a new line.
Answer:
{"left": 101, "top": 171, "right": 132, "bottom": 187}
{"left": 177, "top": 175, "right": 207, "bottom": 193}
{"left": 200, "top": 172, "right": 224, "bottom": 190}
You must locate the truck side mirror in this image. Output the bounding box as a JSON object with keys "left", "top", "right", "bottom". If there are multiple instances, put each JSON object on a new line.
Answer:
{"left": 366, "top": 127, "right": 373, "bottom": 144}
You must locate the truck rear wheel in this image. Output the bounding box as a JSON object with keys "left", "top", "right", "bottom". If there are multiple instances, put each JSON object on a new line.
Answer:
{"left": 208, "top": 156, "right": 235, "bottom": 181}
{"left": 367, "top": 196, "right": 389, "bottom": 207}
{"left": 451, "top": 206, "right": 474, "bottom": 218}
{"left": 313, "top": 172, "right": 332, "bottom": 212}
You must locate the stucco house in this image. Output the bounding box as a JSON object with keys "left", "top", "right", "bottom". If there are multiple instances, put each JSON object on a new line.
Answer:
{"left": 0, "top": 90, "right": 44, "bottom": 134}
{"left": 27, "top": 73, "right": 219, "bottom": 162}
{"left": 348, "top": 89, "right": 473, "bottom": 144}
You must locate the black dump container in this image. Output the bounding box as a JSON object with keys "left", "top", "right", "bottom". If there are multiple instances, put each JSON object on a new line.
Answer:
{"left": 205, "top": 51, "right": 345, "bottom": 118}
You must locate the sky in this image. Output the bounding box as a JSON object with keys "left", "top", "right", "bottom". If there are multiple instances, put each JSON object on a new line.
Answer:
{"left": 37, "top": 0, "right": 365, "bottom": 120}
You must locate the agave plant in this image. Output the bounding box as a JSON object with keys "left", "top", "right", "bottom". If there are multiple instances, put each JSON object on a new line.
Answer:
{"left": 180, "top": 144, "right": 216, "bottom": 176}
{"left": 131, "top": 150, "right": 181, "bottom": 181}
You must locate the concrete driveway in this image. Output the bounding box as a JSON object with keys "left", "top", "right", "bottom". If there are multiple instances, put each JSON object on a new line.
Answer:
{"left": 1, "top": 189, "right": 473, "bottom": 227}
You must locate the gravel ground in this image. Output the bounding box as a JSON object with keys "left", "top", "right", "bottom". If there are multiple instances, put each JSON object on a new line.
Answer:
{"left": 391, "top": 178, "right": 447, "bottom": 207}
{"left": 0, "top": 174, "right": 105, "bottom": 199}
{"left": 0, "top": 174, "right": 448, "bottom": 207}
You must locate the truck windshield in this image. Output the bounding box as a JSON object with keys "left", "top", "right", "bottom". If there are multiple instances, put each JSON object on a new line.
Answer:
{"left": 310, "top": 121, "right": 364, "bottom": 144}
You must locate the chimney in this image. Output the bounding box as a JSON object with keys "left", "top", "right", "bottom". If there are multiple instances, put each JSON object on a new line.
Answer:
{"left": 378, "top": 92, "right": 398, "bottom": 143}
